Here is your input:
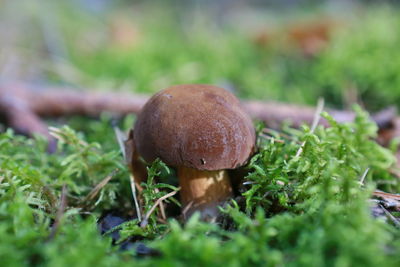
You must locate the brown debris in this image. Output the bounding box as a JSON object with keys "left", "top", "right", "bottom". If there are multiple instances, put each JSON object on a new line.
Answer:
{"left": 253, "top": 18, "right": 337, "bottom": 56}
{"left": 288, "top": 19, "right": 334, "bottom": 56}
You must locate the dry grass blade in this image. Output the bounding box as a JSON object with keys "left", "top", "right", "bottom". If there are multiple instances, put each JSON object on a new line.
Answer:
{"left": 259, "top": 133, "right": 285, "bottom": 143}
{"left": 262, "top": 128, "right": 302, "bottom": 144}
{"left": 49, "top": 126, "right": 88, "bottom": 146}
{"left": 130, "top": 174, "right": 142, "bottom": 222}
{"left": 182, "top": 201, "right": 194, "bottom": 221}
{"left": 80, "top": 169, "right": 118, "bottom": 208}
{"left": 359, "top": 168, "right": 370, "bottom": 185}
{"left": 295, "top": 98, "right": 324, "bottom": 158}
{"left": 154, "top": 188, "right": 167, "bottom": 220}
{"left": 47, "top": 184, "right": 68, "bottom": 241}
{"left": 140, "top": 189, "right": 180, "bottom": 228}
{"left": 113, "top": 126, "right": 127, "bottom": 159}
{"left": 119, "top": 129, "right": 143, "bottom": 221}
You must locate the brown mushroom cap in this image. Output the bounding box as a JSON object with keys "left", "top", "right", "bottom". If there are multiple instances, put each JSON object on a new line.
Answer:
{"left": 134, "top": 84, "right": 255, "bottom": 171}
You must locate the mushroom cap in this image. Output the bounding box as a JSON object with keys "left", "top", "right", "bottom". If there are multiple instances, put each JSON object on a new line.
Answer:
{"left": 133, "top": 84, "right": 255, "bottom": 171}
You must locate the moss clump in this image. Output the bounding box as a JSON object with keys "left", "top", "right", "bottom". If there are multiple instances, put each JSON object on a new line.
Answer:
{"left": 1, "top": 108, "right": 399, "bottom": 266}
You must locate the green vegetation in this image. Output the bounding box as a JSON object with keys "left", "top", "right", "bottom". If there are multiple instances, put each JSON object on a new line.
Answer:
{"left": 64, "top": 5, "right": 400, "bottom": 110}
{"left": 1, "top": 108, "right": 399, "bottom": 266}
{"left": 1, "top": 1, "right": 400, "bottom": 266}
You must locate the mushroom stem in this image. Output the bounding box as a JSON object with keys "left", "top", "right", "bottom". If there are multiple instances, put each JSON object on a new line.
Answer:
{"left": 177, "top": 166, "right": 233, "bottom": 221}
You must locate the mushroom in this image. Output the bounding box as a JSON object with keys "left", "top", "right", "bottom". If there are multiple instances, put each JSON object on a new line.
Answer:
{"left": 133, "top": 84, "right": 255, "bottom": 220}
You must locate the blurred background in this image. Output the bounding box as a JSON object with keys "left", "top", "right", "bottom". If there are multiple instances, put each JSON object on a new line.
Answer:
{"left": 1, "top": 0, "right": 400, "bottom": 111}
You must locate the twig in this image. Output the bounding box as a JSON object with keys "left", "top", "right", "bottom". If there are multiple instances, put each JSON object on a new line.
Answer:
{"left": 379, "top": 204, "right": 400, "bottom": 227}
{"left": 295, "top": 98, "right": 324, "bottom": 158}
{"left": 140, "top": 189, "right": 180, "bottom": 228}
{"left": 1, "top": 83, "right": 398, "bottom": 154}
{"left": 0, "top": 92, "right": 57, "bottom": 152}
{"left": 47, "top": 184, "right": 68, "bottom": 241}
{"left": 373, "top": 190, "right": 400, "bottom": 201}
{"left": 80, "top": 169, "right": 118, "bottom": 208}
{"left": 1, "top": 82, "right": 390, "bottom": 138}
{"left": 154, "top": 188, "right": 167, "bottom": 220}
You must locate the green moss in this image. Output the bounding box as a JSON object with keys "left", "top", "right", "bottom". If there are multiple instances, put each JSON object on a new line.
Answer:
{"left": 1, "top": 107, "right": 399, "bottom": 266}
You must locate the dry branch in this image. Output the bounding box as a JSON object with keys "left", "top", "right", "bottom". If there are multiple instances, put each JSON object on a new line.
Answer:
{"left": 0, "top": 82, "right": 397, "bottom": 148}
